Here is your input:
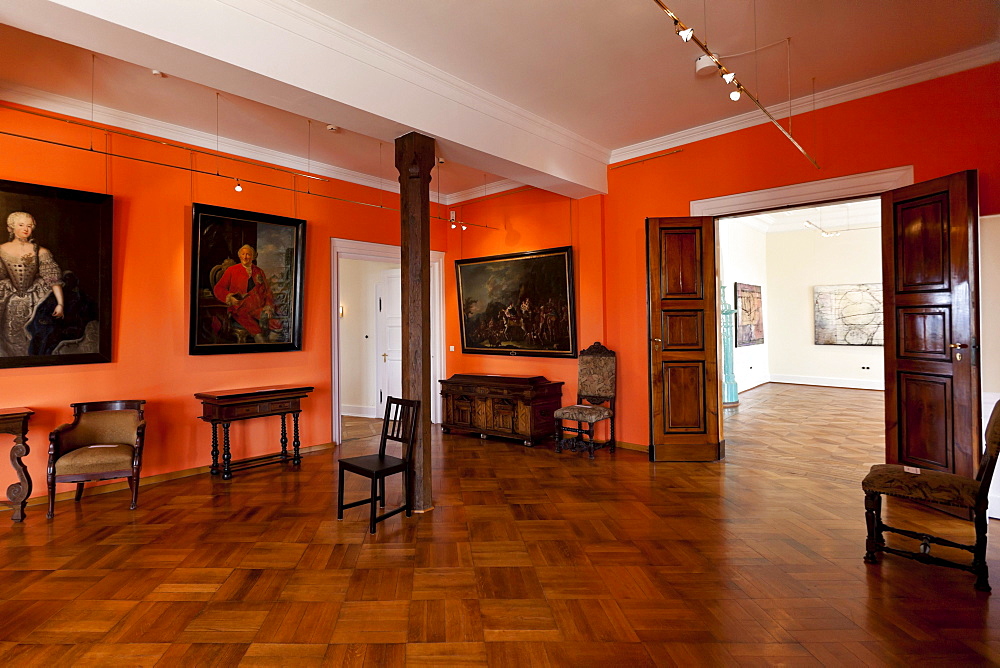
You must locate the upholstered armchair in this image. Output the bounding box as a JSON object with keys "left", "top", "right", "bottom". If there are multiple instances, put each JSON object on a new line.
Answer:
{"left": 47, "top": 400, "right": 147, "bottom": 518}
{"left": 554, "top": 341, "right": 616, "bottom": 459}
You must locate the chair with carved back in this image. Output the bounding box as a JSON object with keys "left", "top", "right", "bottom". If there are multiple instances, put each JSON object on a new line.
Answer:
{"left": 337, "top": 396, "right": 420, "bottom": 534}
{"left": 47, "top": 400, "right": 147, "bottom": 519}
{"left": 862, "top": 399, "right": 1000, "bottom": 591}
{"left": 554, "top": 341, "right": 616, "bottom": 459}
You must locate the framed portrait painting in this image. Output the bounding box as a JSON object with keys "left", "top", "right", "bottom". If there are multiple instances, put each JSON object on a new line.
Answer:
{"left": 0, "top": 179, "right": 112, "bottom": 369}
{"left": 735, "top": 282, "right": 764, "bottom": 347}
{"left": 456, "top": 246, "right": 577, "bottom": 358}
{"left": 190, "top": 203, "right": 305, "bottom": 355}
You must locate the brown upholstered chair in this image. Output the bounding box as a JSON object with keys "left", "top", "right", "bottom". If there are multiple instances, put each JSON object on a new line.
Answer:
{"left": 47, "top": 400, "right": 147, "bottom": 519}
{"left": 862, "top": 399, "right": 1000, "bottom": 591}
{"left": 554, "top": 341, "right": 616, "bottom": 459}
{"left": 338, "top": 397, "right": 420, "bottom": 534}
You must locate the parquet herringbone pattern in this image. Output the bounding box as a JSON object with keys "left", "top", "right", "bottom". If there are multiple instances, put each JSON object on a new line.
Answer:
{"left": 1, "top": 383, "right": 997, "bottom": 666}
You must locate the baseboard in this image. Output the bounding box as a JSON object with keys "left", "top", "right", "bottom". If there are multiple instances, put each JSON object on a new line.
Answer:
{"left": 769, "top": 374, "right": 884, "bottom": 391}
{"left": 7, "top": 442, "right": 337, "bottom": 513}
{"left": 343, "top": 405, "right": 377, "bottom": 418}
{"left": 614, "top": 441, "right": 648, "bottom": 454}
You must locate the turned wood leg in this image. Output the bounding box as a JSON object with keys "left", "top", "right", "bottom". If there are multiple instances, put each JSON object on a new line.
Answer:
{"left": 973, "top": 509, "right": 991, "bottom": 592}
{"left": 222, "top": 422, "right": 233, "bottom": 480}
{"left": 47, "top": 473, "right": 56, "bottom": 519}
{"left": 337, "top": 467, "right": 345, "bottom": 520}
{"left": 610, "top": 417, "right": 616, "bottom": 453}
{"left": 280, "top": 413, "right": 289, "bottom": 459}
{"left": 369, "top": 477, "right": 378, "bottom": 534}
{"left": 864, "top": 491, "right": 882, "bottom": 564}
{"left": 210, "top": 424, "right": 220, "bottom": 476}
{"left": 292, "top": 412, "right": 302, "bottom": 466}
{"left": 129, "top": 470, "right": 140, "bottom": 511}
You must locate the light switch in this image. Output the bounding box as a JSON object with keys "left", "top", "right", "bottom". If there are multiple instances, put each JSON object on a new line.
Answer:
{"left": 449, "top": 345, "right": 455, "bottom": 351}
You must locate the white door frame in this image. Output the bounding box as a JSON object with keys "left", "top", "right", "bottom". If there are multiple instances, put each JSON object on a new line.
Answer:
{"left": 330, "top": 238, "right": 446, "bottom": 445}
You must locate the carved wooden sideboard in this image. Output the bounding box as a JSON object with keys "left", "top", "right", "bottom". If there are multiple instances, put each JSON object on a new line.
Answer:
{"left": 439, "top": 374, "right": 563, "bottom": 446}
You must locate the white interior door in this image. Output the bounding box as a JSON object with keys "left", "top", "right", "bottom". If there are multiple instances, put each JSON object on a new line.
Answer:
{"left": 376, "top": 268, "right": 403, "bottom": 416}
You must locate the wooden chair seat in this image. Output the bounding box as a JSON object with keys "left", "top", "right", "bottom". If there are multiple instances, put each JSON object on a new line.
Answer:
{"left": 339, "top": 453, "right": 407, "bottom": 476}
{"left": 863, "top": 399, "right": 1000, "bottom": 592}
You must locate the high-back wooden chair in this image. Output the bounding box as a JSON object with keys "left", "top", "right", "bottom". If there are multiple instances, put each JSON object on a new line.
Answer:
{"left": 554, "top": 341, "right": 616, "bottom": 459}
{"left": 47, "top": 400, "right": 147, "bottom": 519}
{"left": 337, "top": 397, "right": 420, "bottom": 534}
{"left": 862, "top": 400, "right": 1000, "bottom": 591}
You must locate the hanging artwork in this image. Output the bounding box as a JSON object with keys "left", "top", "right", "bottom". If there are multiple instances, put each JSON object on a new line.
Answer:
{"left": 0, "top": 179, "right": 112, "bottom": 369}
{"left": 735, "top": 282, "right": 764, "bottom": 347}
{"left": 814, "top": 283, "right": 883, "bottom": 346}
{"left": 456, "top": 246, "right": 577, "bottom": 358}
{"left": 190, "top": 203, "right": 305, "bottom": 354}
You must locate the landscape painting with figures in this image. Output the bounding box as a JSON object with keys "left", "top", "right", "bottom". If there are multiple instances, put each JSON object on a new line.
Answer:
{"left": 735, "top": 282, "right": 764, "bottom": 347}
{"left": 456, "top": 246, "right": 577, "bottom": 358}
{"left": 814, "top": 283, "right": 883, "bottom": 346}
{"left": 0, "top": 179, "right": 112, "bottom": 369}
{"left": 190, "top": 203, "right": 305, "bottom": 355}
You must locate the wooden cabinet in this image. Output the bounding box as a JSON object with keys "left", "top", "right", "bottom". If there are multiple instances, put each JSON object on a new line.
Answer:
{"left": 439, "top": 374, "right": 563, "bottom": 446}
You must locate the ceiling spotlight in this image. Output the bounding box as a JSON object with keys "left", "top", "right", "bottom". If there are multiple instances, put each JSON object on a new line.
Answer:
{"left": 234, "top": 180, "right": 243, "bottom": 192}
{"left": 461, "top": 225, "right": 468, "bottom": 231}
{"left": 325, "top": 124, "right": 339, "bottom": 132}
{"left": 722, "top": 72, "right": 736, "bottom": 84}
{"left": 678, "top": 27, "right": 694, "bottom": 42}
{"left": 729, "top": 89, "right": 742, "bottom": 101}
{"left": 450, "top": 223, "right": 457, "bottom": 229}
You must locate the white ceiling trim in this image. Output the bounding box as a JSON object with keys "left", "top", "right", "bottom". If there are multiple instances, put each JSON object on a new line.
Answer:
{"left": 691, "top": 165, "right": 913, "bottom": 218}
{"left": 612, "top": 42, "right": 1000, "bottom": 164}
{"left": 445, "top": 179, "right": 522, "bottom": 206}
{"left": 0, "top": 81, "right": 418, "bottom": 199}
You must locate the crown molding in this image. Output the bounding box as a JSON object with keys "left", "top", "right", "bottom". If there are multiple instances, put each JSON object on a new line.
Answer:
{"left": 444, "top": 179, "right": 522, "bottom": 206}
{"left": 611, "top": 41, "right": 1000, "bottom": 164}
{"left": 220, "top": 0, "right": 609, "bottom": 165}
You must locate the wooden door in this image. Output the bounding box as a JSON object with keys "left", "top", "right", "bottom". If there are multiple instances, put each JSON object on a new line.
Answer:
{"left": 646, "top": 217, "right": 724, "bottom": 461}
{"left": 882, "top": 171, "right": 981, "bottom": 477}
{"left": 376, "top": 268, "right": 403, "bottom": 416}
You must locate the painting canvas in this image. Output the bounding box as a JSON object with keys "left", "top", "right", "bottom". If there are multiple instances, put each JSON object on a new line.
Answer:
{"left": 814, "top": 283, "right": 883, "bottom": 346}
{"left": 735, "top": 282, "right": 764, "bottom": 347}
{"left": 0, "top": 179, "right": 112, "bottom": 369}
{"left": 456, "top": 246, "right": 577, "bottom": 358}
{"left": 190, "top": 203, "right": 305, "bottom": 354}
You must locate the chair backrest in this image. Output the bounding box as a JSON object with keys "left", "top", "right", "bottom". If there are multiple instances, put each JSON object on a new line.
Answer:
{"left": 577, "top": 341, "right": 616, "bottom": 402}
{"left": 379, "top": 397, "right": 421, "bottom": 461}
{"left": 975, "top": 400, "right": 1000, "bottom": 507}
{"left": 60, "top": 400, "right": 146, "bottom": 449}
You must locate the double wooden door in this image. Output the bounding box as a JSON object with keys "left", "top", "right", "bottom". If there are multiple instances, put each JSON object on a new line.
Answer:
{"left": 647, "top": 171, "right": 981, "bottom": 475}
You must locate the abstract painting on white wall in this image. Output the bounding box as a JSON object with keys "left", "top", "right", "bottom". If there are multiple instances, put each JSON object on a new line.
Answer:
{"left": 735, "top": 282, "right": 764, "bottom": 347}
{"left": 814, "top": 283, "right": 883, "bottom": 346}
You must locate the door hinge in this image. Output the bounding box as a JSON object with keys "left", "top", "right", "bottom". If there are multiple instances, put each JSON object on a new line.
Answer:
{"left": 379, "top": 298, "right": 382, "bottom": 312}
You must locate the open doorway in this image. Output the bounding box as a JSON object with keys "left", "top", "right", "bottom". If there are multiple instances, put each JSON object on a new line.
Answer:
{"left": 330, "top": 239, "right": 445, "bottom": 446}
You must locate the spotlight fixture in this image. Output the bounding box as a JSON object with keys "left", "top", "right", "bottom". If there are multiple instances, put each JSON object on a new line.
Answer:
{"left": 461, "top": 224, "right": 468, "bottom": 231}
{"left": 234, "top": 179, "right": 243, "bottom": 192}
{"left": 804, "top": 220, "right": 840, "bottom": 237}
{"left": 450, "top": 223, "right": 457, "bottom": 229}
{"left": 652, "top": 0, "right": 819, "bottom": 169}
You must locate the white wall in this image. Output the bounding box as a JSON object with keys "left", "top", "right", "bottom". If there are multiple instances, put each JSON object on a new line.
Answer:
{"left": 765, "top": 227, "right": 884, "bottom": 390}
{"left": 719, "top": 219, "right": 770, "bottom": 391}
{"left": 339, "top": 258, "right": 399, "bottom": 416}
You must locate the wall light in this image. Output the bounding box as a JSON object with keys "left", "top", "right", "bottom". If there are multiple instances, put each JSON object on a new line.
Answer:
{"left": 234, "top": 179, "right": 243, "bottom": 192}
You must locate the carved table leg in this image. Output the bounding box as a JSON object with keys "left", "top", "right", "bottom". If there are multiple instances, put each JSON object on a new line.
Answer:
{"left": 292, "top": 411, "right": 302, "bottom": 466}
{"left": 222, "top": 422, "right": 233, "bottom": 480}
{"left": 864, "top": 491, "right": 882, "bottom": 564}
{"left": 280, "top": 413, "right": 289, "bottom": 461}
{"left": 7, "top": 433, "right": 31, "bottom": 522}
{"left": 210, "top": 423, "right": 220, "bottom": 476}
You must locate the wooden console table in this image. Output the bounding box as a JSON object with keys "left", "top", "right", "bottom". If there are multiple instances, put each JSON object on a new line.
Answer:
{"left": 195, "top": 385, "right": 313, "bottom": 480}
{"left": 440, "top": 374, "right": 563, "bottom": 446}
{"left": 1, "top": 407, "right": 33, "bottom": 522}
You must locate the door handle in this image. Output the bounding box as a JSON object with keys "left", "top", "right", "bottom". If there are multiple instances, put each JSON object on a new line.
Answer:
{"left": 382, "top": 353, "right": 388, "bottom": 362}
{"left": 651, "top": 338, "right": 661, "bottom": 351}
{"left": 949, "top": 343, "right": 968, "bottom": 349}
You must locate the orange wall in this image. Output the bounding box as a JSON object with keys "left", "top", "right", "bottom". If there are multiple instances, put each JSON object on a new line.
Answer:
{"left": 604, "top": 63, "right": 1000, "bottom": 446}
{"left": 0, "top": 104, "right": 447, "bottom": 499}
{"left": 442, "top": 189, "right": 607, "bottom": 426}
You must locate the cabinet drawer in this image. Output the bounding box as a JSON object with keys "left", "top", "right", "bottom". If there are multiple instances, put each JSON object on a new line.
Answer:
{"left": 269, "top": 400, "right": 293, "bottom": 412}
{"left": 233, "top": 404, "right": 259, "bottom": 418}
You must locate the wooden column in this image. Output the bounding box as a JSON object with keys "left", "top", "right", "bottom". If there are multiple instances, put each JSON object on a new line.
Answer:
{"left": 395, "top": 131, "right": 435, "bottom": 512}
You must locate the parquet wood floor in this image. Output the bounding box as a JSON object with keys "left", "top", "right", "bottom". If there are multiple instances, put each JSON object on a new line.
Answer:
{"left": 1, "top": 383, "right": 997, "bottom": 666}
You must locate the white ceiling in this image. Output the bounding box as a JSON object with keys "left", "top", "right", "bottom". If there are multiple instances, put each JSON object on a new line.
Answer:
{"left": 722, "top": 198, "right": 881, "bottom": 234}
{"left": 0, "top": 0, "right": 997, "bottom": 200}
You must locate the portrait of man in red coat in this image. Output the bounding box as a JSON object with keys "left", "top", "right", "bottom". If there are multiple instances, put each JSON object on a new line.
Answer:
{"left": 212, "top": 244, "right": 276, "bottom": 343}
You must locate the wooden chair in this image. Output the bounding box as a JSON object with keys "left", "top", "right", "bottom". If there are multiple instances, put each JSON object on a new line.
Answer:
{"left": 554, "top": 341, "right": 616, "bottom": 459}
{"left": 337, "top": 397, "right": 420, "bottom": 534}
{"left": 47, "top": 400, "right": 147, "bottom": 519}
{"left": 862, "top": 400, "right": 1000, "bottom": 591}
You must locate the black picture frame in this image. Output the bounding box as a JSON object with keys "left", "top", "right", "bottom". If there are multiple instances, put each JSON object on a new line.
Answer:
{"left": 0, "top": 179, "right": 112, "bottom": 369}
{"left": 456, "top": 246, "right": 577, "bottom": 358}
{"left": 190, "top": 203, "right": 305, "bottom": 355}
